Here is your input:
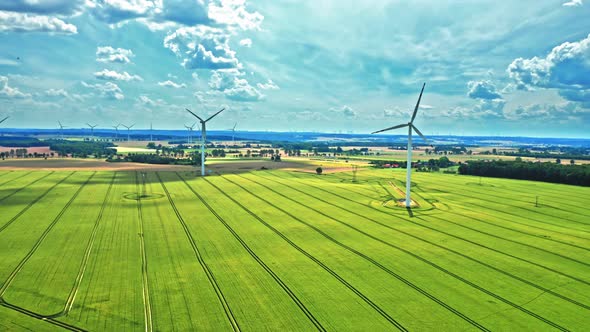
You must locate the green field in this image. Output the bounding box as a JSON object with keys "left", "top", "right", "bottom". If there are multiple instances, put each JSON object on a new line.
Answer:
{"left": 0, "top": 168, "right": 588, "bottom": 331}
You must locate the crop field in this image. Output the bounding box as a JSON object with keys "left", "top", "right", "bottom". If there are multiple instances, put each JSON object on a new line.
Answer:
{"left": 0, "top": 168, "right": 588, "bottom": 331}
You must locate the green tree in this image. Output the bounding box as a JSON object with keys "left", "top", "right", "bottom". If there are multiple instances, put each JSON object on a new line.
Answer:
{"left": 316, "top": 167, "right": 323, "bottom": 175}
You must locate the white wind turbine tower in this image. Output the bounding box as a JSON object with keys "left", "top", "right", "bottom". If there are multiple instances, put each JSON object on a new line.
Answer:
{"left": 0, "top": 116, "right": 8, "bottom": 136}
{"left": 113, "top": 123, "right": 121, "bottom": 139}
{"left": 58, "top": 121, "right": 67, "bottom": 139}
{"left": 122, "top": 123, "right": 135, "bottom": 142}
{"left": 186, "top": 107, "right": 225, "bottom": 176}
{"left": 150, "top": 122, "right": 153, "bottom": 141}
{"left": 184, "top": 123, "right": 196, "bottom": 145}
{"left": 86, "top": 123, "right": 97, "bottom": 140}
{"left": 228, "top": 122, "right": 237, "bottom": 145}
{"left": 371, "top": 83, "right": 429, "bottom": 208}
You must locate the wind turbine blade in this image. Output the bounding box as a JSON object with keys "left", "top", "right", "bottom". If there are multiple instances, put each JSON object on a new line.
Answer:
{"left": 130, "top": 124, "right": 135, "bottom": 129}
{"left": 371, "top": 123, "right": 408, "bottom": 134}
{"left": 205, "top": 108, "right": 225, "bottom": 122}
{"left": 410, "top": 82, "right": 426, "bottom": 123}
{"left": 186, "top": 108, "right": 204, "bottom": 122}
{"left": 411, "top": 124, "right": 430, "bottom": 143}
{"left": 0, "top": 116, "right": 8, "bottom": 124}
{"left": 233, "top": 122, "right": 237, "bottom": 130}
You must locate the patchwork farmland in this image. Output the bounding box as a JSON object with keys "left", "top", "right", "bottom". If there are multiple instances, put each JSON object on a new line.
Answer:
{"left": 0, "top": 169, "right": 589, "bottom": 331}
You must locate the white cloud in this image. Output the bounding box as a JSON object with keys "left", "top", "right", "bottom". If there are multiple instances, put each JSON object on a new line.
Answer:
{"left": 239, "top": 38, "right": 252, "bottom": 47}
{"left": 82, "top": 81, "right": 124, "bottom": 100}
{"left": 0, "top": 76, "right": 31, "bottom": 99}
{"left": 208, "top": 0, "right": 264, "bottom": 31}
{"left": 158, "top": 80, "right": 186, "bottom": 88}
{"left": 86, "top": 0, "right": 156, "bottom": 24}
{"left": 0, "top": 12, "right": 77, "bottom": 34}
{"left": 43, "top": 88, "right": 85, "bottom": 102}
{"left": 467, "top": 80, "right": 503, "bottom": 100}
{"left": 257, "top": 79, "right": 279, "bottom": 90}
{"left": 504, "top": 102, "right": 587, "bottom": 120}
{"left": 330, "top": 105, "right": 357, "bottom": 117}
{"left": 96, "top": 46, "right": 134, "bottom": 63}
{"left": 563, "top": 0, "right": 583, "bottom": 7}
{"left": 164, "top": 26, "right": 240, "bottom": 70}
{"left": 0, "top": 1, "right": 85, "bottom": 15}
{"left": 507, "top": 34, "right": 590, "bottom": 103}
{"left": 209, "top": 69, "right": 264, "bottom": 101}
{"left": 94, "top": 69, "right": 142, "bottom": 81}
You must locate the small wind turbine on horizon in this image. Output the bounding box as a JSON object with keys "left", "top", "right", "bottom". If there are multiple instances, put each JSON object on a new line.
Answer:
{"left": 86, "top": 123, "right": 97, "bottom": 140}
{"left": 122, "top": 123, "right": 135, "bottom": 142}
{"left": 58, "top": 121, "right": 67, "bottom": 139}
{"left": 113, "top": 123, "right": 121, "bottom": 139}
{"left": 184, "top": 123, "right": 196, "bottom": 145}
{"left": 371, "top": 82, "right": 430, "bottom": 209}
{"left": 186, "top": 107, "right": 225, "bottom": 176}
{"left": 228, "top": 122, "right": 237, "bottom": 144}
{"left": 0, "top": 116, "right": 9, "bottom": 136}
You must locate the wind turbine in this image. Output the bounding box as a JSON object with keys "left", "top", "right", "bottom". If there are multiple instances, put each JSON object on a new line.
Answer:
{"left": 228, "top": 122, "right": 237, "bottom": 145}
{"left": 186, "top": 107, "right": 225, "bottom": 176}
{"left": 122, "top": 123, "right": 135, "bottom": 142}
{"left": 150, "top": 122, "right": 153, "bottom": 142}
{"left": 113, "top": 123, "right": 121, "bottom": 139}
{"left": 58, "top": 121, "right": 67, "bottom": 140}
{"left": 371, "top": 83, "right": 429, "bottom": 208}
{"left": 86, "top": 123, "right": 97, "bottom": 140}
{"left": 0, "top": 116, "right": 8, "bottom": 136}
{"left": 184, "top": 123, "right": 196, "bottom": 145}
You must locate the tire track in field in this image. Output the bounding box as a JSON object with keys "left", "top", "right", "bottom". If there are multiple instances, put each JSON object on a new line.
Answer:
{"left": 44, "top": 172, "right": 118, "bottom": 318}
{"left": 423, "top": 190, "right": 590, "bottom": 252}
{"left": 0, "top": 171, "right": 52, "bottom": 203}
{"left": 175, "top": 173, "right": 326, "bottom": 332}
{"left": 427, "top": 181, "right": 590, "bottom": 230}
{"left": 452, "top": 180, "right": 590, "bottom": 219}
{"left": 231, "top": 173, "right": 571, "bottom": 331}
{"left": 134, "top": 172, "right": 153, "bottom": 332}
{"left": 0, "top": 172, "right": 74, "bottom": 234}
{"left": 155, "top": 172, "right": 240, "bottom": 332}
{"left": 0, "top": 172, "right": 95, "bottom": 297}
{"left": 201, "top": 177, "right": 411, "bottom": 332}
{"left": 217, "top": 174, "right": 489, "bottom": 332}
{"left": 273, "top": 171, "right": 590, "bottom": 287}
{"left": 0, "top": 299, "right": 86, "bottom": 332}
{"left": 0, "top": 171, "right": 31, "bottom": 187}
{"left": 259, "top": 172, "right": 590, "bottom": 311}
{"left": 317, "top": 171, "right": 590, "bottom": 241}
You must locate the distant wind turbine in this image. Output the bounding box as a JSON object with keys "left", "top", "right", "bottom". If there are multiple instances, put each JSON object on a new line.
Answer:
{"left": 371, "top": 83, "right": 429, "bottom": 208}
{"left": 86, "top": 123, "right": 97, "bottom": 140}
{"left": 113, "top": 123, "right": 121, "bottom": 139}
{"left": 122, "top": 123, "right": 135, "bottom": 142}
{"left": 184, "top": 123, "right": 196, "bottom": 145}
{"left": 228, "top": 122, "right": 237, "bottom": 144}
{"left": 58, "top": 121, "right": 67, "bottom": 140}
{"left": 186, "top": 107, "right": 225, "bottom": 176}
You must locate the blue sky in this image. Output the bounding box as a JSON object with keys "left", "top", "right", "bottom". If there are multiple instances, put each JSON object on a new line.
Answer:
{"left": 0, "top": 0, "right": 589, "bottom": 137}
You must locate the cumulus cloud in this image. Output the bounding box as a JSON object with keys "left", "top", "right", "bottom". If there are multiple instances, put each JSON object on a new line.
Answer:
{"left": 0, "top": 0, "right": 85, "bottom": 15}
{"left": 82, "top": 81, "right": 124, "bottom": 100}
{"left": 96, "top": 46, "right": 134, "bottom": 63}
{"left": 0, "top": 75, "right": 31, "bottom": 99}
{"left": 507, "top": 34, "right": 590, "bottom": 103}
{"left": 158, "top": 80, "right": 186, "bottom": 88}
{"left": 94, "top": 69, "right": 142, "bottom": 81}
{"left": 563, "top": 0, "right": 583, "bottom": 7}
{"left": 208, "top": 0, "right": 264, "bottom": 31}
{"left": 0, "top": 12, "right": 77, "bottom": 34}
{"left": 467, "top": 80, "right": 503, "bottom": 100}
{"left": 330, "top": 105, "right": 357, "bottom": 117}
{"left": 156, "top": 0, "right": 210, "bottom": 26}
{"left": 164, "top": 26, "right": 239, "bottom": 70}
{"left": 257, "top": 79, "right": 279, "bottom": 90}
{"left": 209, "top": 69, "right": 264, "bottom": 101}
{"left": 86, "top": 0, "right": 155, "bottom": 24}
{"left": 504, "top": 102, "right": 587, "bottom": 120}
{"left": 239, "top": 38, "right": 252, "bottom": 47}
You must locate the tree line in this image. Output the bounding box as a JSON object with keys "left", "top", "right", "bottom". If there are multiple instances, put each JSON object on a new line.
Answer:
{"left": 458, "top": 160, "right": 590, "bottom": 186}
